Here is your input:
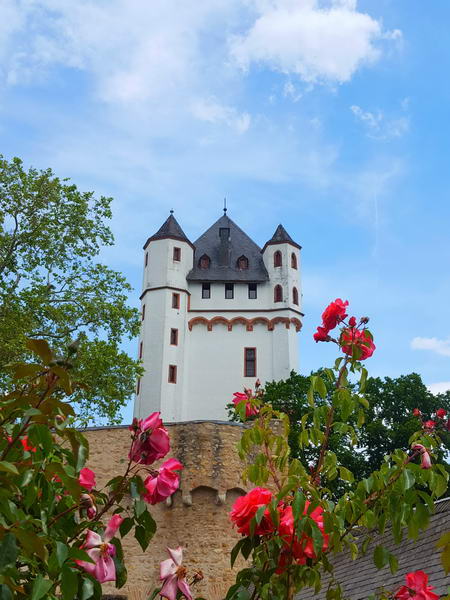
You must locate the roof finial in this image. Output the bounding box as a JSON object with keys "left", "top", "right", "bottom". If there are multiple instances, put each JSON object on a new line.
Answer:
{"left": 170, "top": 208, "right": 174, "bottom": 215}
{"left": 223, "top": 197, "right": 227, "bottom": 215}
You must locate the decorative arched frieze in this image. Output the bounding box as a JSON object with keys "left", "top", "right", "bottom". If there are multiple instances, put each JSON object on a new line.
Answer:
{"left": 210, "top": 316, "right": 232, "bottom": 331}
{"left": 188, "top": 316, "right": 210, "bottom": 331}
{"left": 249, "top": 316, "right": 270, "bottom": 330}
{"left": 291, "top": 318, "right": 302, "bottom": 331}
{"left": 270, "top": 316, "right": 290, "bottom": 329}
{"left": 230, "top": 316, "right": 248, "bottom": 329}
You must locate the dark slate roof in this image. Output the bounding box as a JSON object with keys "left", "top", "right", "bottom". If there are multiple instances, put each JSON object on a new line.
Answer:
{"left": 297, "top": 498, "right": 450, "bottom": 600}
{"left": 262, "top": 224, "right": 301, "bottom": 252}
{"left": 143, "top": 214, "right": 193, "bottom": 249}
{"left": 187, "top": 215, "right": 269, "bottom": 282}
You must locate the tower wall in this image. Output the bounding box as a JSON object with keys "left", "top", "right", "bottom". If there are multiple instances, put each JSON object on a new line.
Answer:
{"left": 84, "top": 422, "right": 250, "bottom": 600}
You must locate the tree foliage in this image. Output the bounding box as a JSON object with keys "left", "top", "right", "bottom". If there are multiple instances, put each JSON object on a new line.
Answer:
{"left": 0, "top": 155, "right": 141, "bottom": 424}
{"left": 262, "top": 371, "right": 450, "bottom": 490}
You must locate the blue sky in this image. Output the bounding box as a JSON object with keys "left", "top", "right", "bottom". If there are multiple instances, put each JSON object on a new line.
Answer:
{"left": 1, "top": 0, "right": 449, "bottom": 422}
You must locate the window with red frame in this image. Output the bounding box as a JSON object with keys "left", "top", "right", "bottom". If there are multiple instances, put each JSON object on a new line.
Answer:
{"left": 291, "top": 252, "right": 297, "bottom": 269}
{"left": 173, "top": 247, "right": 181, "bottom": 261}
{"left": 170, "top": 328, "right": 178, "bottom": 346}
{"left": 274, "top": 285, "right": 283, "bottom": 302}
{"left": 244, "top": 348, "right": 256, "bottom": 377}
{"left": 274, "top": 250, "right": 282, "bottom": 267}
{"left": 293, "top": 287, "right": 299, "bottom": 305}
{"left": 168, "top": 365, "right": 177, "bottom": 383}
{"left": 172, "top": 293, "right": 180, "bottom": 309}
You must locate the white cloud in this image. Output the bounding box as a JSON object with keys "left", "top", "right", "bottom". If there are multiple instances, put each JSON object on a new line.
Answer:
{"left": 411, "top": 337, "right": 450, "bottom": 357}
{"left": 190, "top": 98, "right": 251, "bottom": 133}
{"left": 350, "top": 105, "right": 409, "bottom": 140}
{"left": 428, "top": 382, "right": 450, "bottom": 395}
{"left": 230, "top": 0, "right": 399, "bottom": 85}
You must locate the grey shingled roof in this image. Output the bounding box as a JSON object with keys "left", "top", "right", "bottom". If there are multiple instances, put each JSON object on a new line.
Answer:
{"left": 144, "top": 214, "right": 193, "bottom": 249}
{"left": 187, "top": 214, "right": 269, "bottom": 282}
{"left": 262, "top": 223, "right": 302, "bottom": 252}
{"left": 296, "top": 498, "right": 450, "bottom": 600}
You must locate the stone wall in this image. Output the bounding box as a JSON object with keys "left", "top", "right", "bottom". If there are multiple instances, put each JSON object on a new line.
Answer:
{"left": 84, "top": 421, "right": 249, "bottom": 600}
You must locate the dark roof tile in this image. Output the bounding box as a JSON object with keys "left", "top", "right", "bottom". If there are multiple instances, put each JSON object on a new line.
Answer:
{"left": 187, "top": 215, "right": 269, "bottom": 282}
{"left": 262, "top": 224, "right": 301, "bottom": 252}
{"left": 144, "top": 214, "right": 193, "bottom": 249}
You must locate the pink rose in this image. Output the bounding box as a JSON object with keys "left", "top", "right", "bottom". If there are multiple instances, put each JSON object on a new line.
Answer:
{"left": 79, "top": 467, "right": 96, "bottom": 491}
{"left": 129, "top": 412, "right": 170, "bottom": 465}
{"left": 411, "top": 444, "right": 432, "bottom": 469}
{"left": 232, "top": 393, "right": 259, "bottom": 418}
{"left": 76, "top": 514, "right": 123, "bottom": 583}
{"left": 230, "top": 487, "right": 273, "bottom": 536}
{"left": 143, "top": 458, "right": 183, "bottom": 505}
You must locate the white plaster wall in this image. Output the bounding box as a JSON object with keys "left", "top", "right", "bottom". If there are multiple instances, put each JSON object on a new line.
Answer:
{"left": 184, "top": 322, "right": 280, "bottom": 421}
{"left": 143, "top": 239, "right": 193, "bottom": 291}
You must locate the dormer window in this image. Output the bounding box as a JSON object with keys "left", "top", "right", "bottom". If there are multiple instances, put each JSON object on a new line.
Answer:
{"left": 274, "top": 250, "right": 282, "bottom": 267}
{"left": 199, "top": 254, "right": 210, "bottom": 269}
{"left": 237, "top": 255, "right": 249, "bottom": 270}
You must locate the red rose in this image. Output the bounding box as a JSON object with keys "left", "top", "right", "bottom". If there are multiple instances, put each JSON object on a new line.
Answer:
{"left": 321, "top": 299, "right": 349, "bottom": 331}
{"left": 394, "top": 571, "right": 438, "bottom": 600}
{"left": 412, "top": 408, "right": 422, "bottom": 417}
{"left": 348, "top": 316, "right": 357, "bottom": 328}
{"left": 128, "top": 412, "right": 170, "bottom": 465}
{"left": 436, "top": 408, "right": 447, "bottom": 419}
{"left": 313, "top": 326, "right": 329, "bottom": 343}
{"left": 424, "top": 420, "right": 436, "bottom": 430}
{"left": 278, "top": 503, "right": 328, "bottom": 566}
{"left": 232, "top": 392, "right": 259, "bottom": 418}
{"left": 230, "top": 487, "right": 273, "bottom": 536}
{"left": 341, "top": 328, "right": 375, "bottom": 360}
{"left": 20, "top": 437, "right": 36, "bottom": 453}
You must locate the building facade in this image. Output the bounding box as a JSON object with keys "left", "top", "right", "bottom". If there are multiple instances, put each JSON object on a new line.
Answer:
{"left": 134, "top": 211, "right": 303, "bottom": 422}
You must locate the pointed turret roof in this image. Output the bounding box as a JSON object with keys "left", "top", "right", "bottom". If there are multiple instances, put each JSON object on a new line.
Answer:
{"left": 262, "top": 224, "right": 301, "bottom": 253}
{"left": 144, "top": 213, "right": 193, "bottom": 249}
{"left": 187, "top": 214, "right": 269, "bottom": 282}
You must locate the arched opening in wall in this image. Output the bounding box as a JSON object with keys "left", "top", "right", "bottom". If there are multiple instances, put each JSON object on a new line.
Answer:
{"left": 274, "top": 284, "right": 283, "bottom": 302}
{"left": 291, "top": 252, "right": 297, "bottom": 269}
{"left": 199, "top": 254, "right": 210, "bottom": 269}
{"left": 191, "top": 486, "right": 219, "bottom": 507}
{"left": 237, "top": 255, "right": 249, "bottom": 270}
{"left": 274, "top": 250, "right": 282, "bottom": 267}
{"left": 293, "top": 287, "right": 299, "bottom": 305}
{"left": 225, "top": 487, "right": 247, "bottom": 506}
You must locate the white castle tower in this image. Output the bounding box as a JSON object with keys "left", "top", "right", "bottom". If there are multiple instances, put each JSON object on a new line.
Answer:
{"left": 134, "top": 210, "right": 302, "bottom": 423}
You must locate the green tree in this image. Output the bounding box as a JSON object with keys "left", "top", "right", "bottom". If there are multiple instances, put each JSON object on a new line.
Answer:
{"left": 0, "top": 155, "right": 141, "bottom": 424}
{"left": 262, "top": 370, "right": 450, "bottom": 485}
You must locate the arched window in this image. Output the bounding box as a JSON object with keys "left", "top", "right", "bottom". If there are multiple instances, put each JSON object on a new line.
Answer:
{"left": 274, "top": 250, "right": 282, "bottom": 267}
{"left": 293, "top": 287, "right": 299, "bottom": 305}
{"left": 291, "top": 252, "right": 297, "bottom": 269}
{"left": 198, "top": 254, "right": 210, "bottom": 269}
{"left": 274, "top": 285, "right": 283, "bottom": 303}
{"left": 237, "top": 255, "right": 249, "bottom": 270}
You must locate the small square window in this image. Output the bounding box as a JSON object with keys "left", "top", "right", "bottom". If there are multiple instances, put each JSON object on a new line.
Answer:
{"left": 168, "top": 365, "right": 177, "bottom": 383}
{"left": 225, "top": 283, "right": 234, "bottom": 299}
{"left": 170, "top": 328, "right": 178, "bottom": 346}
{"left": 202, "top": 283, "right": 211, "bottom": 299}
{"left": 248, "top": 283, "right": 257, "bottom": 299}
{"left": 173, "top": 247, "right": 181, "bottom": 261}
{"left": 172, "top": 293, "right": 180, "bottom": 309}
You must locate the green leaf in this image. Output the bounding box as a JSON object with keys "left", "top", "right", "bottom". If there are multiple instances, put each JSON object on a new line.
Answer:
{"left": 135, "top": 525, "right": 151, "bottom": 552}
{"left": 339, "top": 467, "right": 354, "bottom": 482}
{"left": 56, "top": 541, "right": 69, "bottom": 567}
{"left": 68, "top": 547, "right": 95, "bottom": 563}
{"left": 61, "top": 567, "right": 78, "bottom": 600}
{"left": 316, "top": 377, "right": 327, "bottom": 399}
{"left": 28, "top": 424, "right": 54, "bottom": 454}
{"left": 230, "top": 539, "right": 244, "bottom": 568}
{"left": 119, "top": 517, "right": 134, "bottom": 537}
{"left": 26, "top": 339, "right": 53, "bottom": 364}
{"left": 292, "top": 490, "right": 306, "bottom": 521}
{"left": 134, "top": 499, "right": 146, "bottom": 518}
{"left": 389, "top": 553, "right": 399, "bottom": 575}
{"left": 0, "top": 462, "right": 19, "bottom": 475}
{"left": 0, "top": 533, "right": 18, "bottom": 569}
{"left": 373, "top": 545, "right": 390, "bottom": 569}
{"left": 0, "top": 584, "right": 13, "bottom": 600}
{"left": 30, "top": 575, "right": 53, "bottom": 600}
{"left": 81, "top": 577, "right": 95, "bottom": 600}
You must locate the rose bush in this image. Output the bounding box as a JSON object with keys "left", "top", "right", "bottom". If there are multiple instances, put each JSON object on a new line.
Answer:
{"left": 0, "top": 338, "right": 182, "bottom": 599}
